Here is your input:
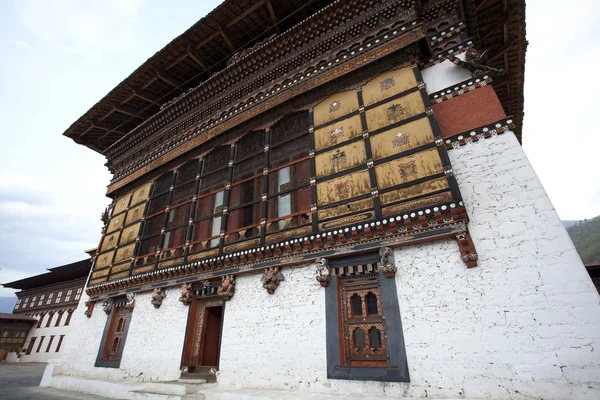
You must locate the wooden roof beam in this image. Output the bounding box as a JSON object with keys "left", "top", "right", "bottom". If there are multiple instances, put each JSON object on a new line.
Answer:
{"left": 225, "top": 0, "right": 268, "bottom": 29}
{"left": 132, "top": 89, "right": 163, "bottom": 106}
{"left": 113, "top": 105, "right": 153, "bottom": 120}
{"left": 187, "top": 49, "right": 207, "bottom": 70}
{"left": 165, "top": 52, "right": 191, "bottom": 71}
{"left": 266, "top": 1, "right": 280, "bottom": 33}
{"left": 475, "top": 0, "right": 493, "bottom": 12}
{"left": 156, "top": 71, "right": 184, "bottom": 88}
{"left": 488, "top": 39, "right": 515, "bottom": 62}
{"left": 479, "top": 8, "right": 515, "bottom": 42}
{"left": 220, "top": 29, "right": 235, "bottom": 51}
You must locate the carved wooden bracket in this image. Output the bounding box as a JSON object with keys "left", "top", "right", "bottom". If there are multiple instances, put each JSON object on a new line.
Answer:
{"left": 379, "top": 246, "right": 397, "bottom": 278}
{"left": 217, "top": 275, "right": 235, "bottom": 301}
{"left": 261, "top": 267, "right": 284, "bottom": 294}
{"left": 151, "top": 288, "right": 166, "bottom": 309}
{"left": 84, "top": 300, "right": 95, "bottom": 318}
{"left": 314, "top": 257, "right": 330, "bottom": 287}
{"left": 456, "top": 232, "right": 478, "bottom": 268}
{"left": 179, "top": 283, "right": 193, "bottom": 305}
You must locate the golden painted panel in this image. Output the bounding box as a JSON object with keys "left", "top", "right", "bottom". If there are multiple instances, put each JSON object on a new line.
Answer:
{"left": 125, "top": 204, "right": 145, "bottom": 225}
{"left": 111, "top": 262, "right": 130, "bottom": 273}
{"left": 100, "top": 232, "right": 119, "bottom": 252}
{"left": 113, "top": 192, "right": 132, "bottom": 215}
{"left": 89, "top": 277, "right": 107, "bottom": 286}
{"left": 188, "top": 248, "right": 219, "bottom": 262}
{"left": 158, "top": 258, "right": 184, "bottom": 269}
{"left": 223, "top": 239, "right": 260, "bottom": 254}
{"left": 316, "top": 170, "right": 371, "bottom": 206}
{"left": 362, "top": 66, "right": 417, "bottom": 106}
{"left": 91, "top": 268, "right": 109, "bottom": 279}
{"left": 315, "top": 141, "right": 366, "bottom": 178}
{"left": 110, "top": 271, "right": 130, "bottom": 280}
{"left": 313, "top": 90, "right": 359, "bottom": 127}
{"left": 381, "top": 192, "right": 453, "bottom": 216}
{"left": 114, "top": 244, "right": 135, "bottom": 263}
{"left": 314, "top": 114, "right": 362, "bottom": 151}
{"left": 119, "top": 223, "right": 141, "bottom": 245}
{"left": 132, "top": 265, "right": 154, "bottom": 275}
{"left": 375, "top": 148, "right": 444, "bottom": 189}
{"left": 369, "top": 117, "right": 434, "bottom": 160}
{"left": 318, "top": 211, "right": 375, "bottom": 230}
{"left": 106, "top": 213, "right": 125, "bottom": 233}
{"left": 95, "top": 251, "right": 114, "bottom": 269}
{"left": 131, "top": 182, "right": 152, "bottom": 205}
{"left": 365, "top": 91, "right": 425, "bottom": 131}
{"left": 318, "top": 198, "right": 373, "bottom": 220}
{"left": 265, "top": 226, "right": 312, "bottom": 244}
{"left": 379, "top": 177, "right": 450, "bottom": 205}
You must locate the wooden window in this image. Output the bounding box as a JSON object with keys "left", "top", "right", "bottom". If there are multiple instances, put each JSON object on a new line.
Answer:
{"left": 36, "top": 314, "right": 44, "bottom": 328}
{"left": 340, "top": 273, "right": 388, "bottom": 367}
{"left": 45, "top": 313, "right": 53, "bottom": 327}
{"left": 55, "top": 311, "right": 63, "bottom": 327}
{"left": 26, "top": 337, "right": 36, "bottom": 355}
{"left": 55, "top": 335, "right": 65, "bottom": 352}
{"left": 267, "top": 112, "right": 311, "bottom": 234}
{"left": 36, "top": 336, "right": 45, "bottom": 353}
{"left": 45, "top": 336, "right": 55, "bottom": 352}
{"left": 96, "top": 301, "right": 132, "bottom": 368}
{"left": 325, "top": 252, "right": 409, "bottom": 382}
{"left": 65, "top": 310, "right": 73, "bottom": 326}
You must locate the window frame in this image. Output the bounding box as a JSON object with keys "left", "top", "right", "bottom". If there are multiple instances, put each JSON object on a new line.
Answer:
{"left": 95, "top": 298, "right": 133, "bottom": 368}
{"left": 324, "top": 252, "right": 409, "bottom": 382}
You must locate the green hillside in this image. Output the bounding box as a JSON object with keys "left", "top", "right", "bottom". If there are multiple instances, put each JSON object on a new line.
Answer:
{"left": 566, "top": 215, "right": 600, "bottom": 264}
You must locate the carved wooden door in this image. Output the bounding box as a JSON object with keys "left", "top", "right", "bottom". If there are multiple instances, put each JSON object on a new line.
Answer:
{"left": 104, "top": 307, "right": 128, "bottom": 361}
{"left": 182, "top": 298, "right": 224, "bottom": 369}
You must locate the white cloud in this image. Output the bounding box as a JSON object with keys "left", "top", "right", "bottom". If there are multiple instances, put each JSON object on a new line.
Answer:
{"left": 17, "top": 0, "right": 145, "bottom": 57}
{"left": 13, "top": 39, "right": 34, "bottom": 51}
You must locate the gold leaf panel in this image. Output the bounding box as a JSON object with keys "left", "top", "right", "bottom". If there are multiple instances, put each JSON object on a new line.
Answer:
{"left": 379, "top": 177, "right": 450, "bottom": 205}
{"left": 313, "top": 90, "right": 359, "bottom": 127}
{"left": 114, "top": 244, "right": 135, "bottom": 263}
{"left": 119, "top": 222, "right": 141, "bottom": 245}
{"left": 369, "top": 117, "right": 434, "bottom": 160}
{"left": 111, "top": 262, "right": 130, "bottom": 273}
{"left": 110, "top": 271, "right": 130, "bottom": 280}
{"left": 315, "top": 141, "right": 366, "bottom": 178}
{"left": 318, "top": 198, "right": 374, "bottom": 220}
{"left": 361, "top": 66, "right": 417, "bottom": 106}
{"left": 314, "top": 115, "right": 362, "bottom": 151}
{"left": 316, "top": 170, "right": 371, "bottom": 206}
{"left": 91, "top": 268, "right": 109, "bottom": 279}
{"left": 131, "top": 182, "right": 152, "bottom": 206}
{"left": 95, "top": 251, "right": 114, "bottom": 269}
{"left": 374, "top": 148, "right": 444, "bottom": 189}
{"left": 365, "top": 91, "right": 425, "bottom": 131}
{"left": 106, "top": 213, "right": 125, "bottom": 233}
{"left": 125, "top": 204, "right": 145, "bottom": 225}
{"left": 100, "top": 232, "right": 119, "bottom": 252}
{"left": 113, "top": 192, "right": 132, "bottom": 215}
{"left": 89, "top": 277, "right": 107, "bottom": 286}
{"left": 132, "top": 265, "right": 154, "bottom": 275}
{"left": 381, "top": 192, "right": 453, "bottom": 216}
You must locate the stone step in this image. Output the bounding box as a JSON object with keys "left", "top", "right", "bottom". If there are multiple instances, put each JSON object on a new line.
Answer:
{"left": 143, "top": 381, "right": 203, "bottom": 396}
{"left": 130, "top": 390, "right": 203, "bottom": 400}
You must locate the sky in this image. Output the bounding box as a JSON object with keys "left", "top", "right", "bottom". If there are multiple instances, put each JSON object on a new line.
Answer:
{"left": 0, "top": 0, "right": 599, "bottom": 297}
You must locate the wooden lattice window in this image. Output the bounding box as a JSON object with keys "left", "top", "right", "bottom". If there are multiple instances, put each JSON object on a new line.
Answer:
{"left": 339, "top": 273, "right": 388, "bottom": 367}
{"left": 97, "top": 305, "right": 131, "bottom": 366}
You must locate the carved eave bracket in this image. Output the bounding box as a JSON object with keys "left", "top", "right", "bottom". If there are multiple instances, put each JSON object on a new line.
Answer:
{"left": 84, "top": 300, "right": 95, "bottom": 318}
{"left": 151, "top": 288, "right": 166, "bottom": 309}
{"left": 456, "top": 231, "right": 478, "bottom": 268}
{"left": 217, "top": 275, "right": 235, "bottom": 301}
{"left": 125, "top": 293, "right": 135, "bottom": 311}
{"left": 379, "top": 246, "right": 397, "bottom": 278}
{"left": 314, "top": 257, "right": 330, "bottom": 287}
{"left": 262, "top": 267, "right": 284, "bottom": 295}
{"left": 179, "top": 283, "right": 193, "bottom": 306}
{"left": 102, "top": 298, "right": 113, "bottom": 315}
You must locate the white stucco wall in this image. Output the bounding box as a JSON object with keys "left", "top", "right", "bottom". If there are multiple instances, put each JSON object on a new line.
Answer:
{"left": 59, "top": 289, "right": 189, "bottom": 382}
{"left": 54, "top": 134, "right": 600, "bottom": 398}
{"left": 218, "top": 132, "right": 600, "bottom": 398}
{"left": 421, "top": 55, "right": 472, "bottom": 94}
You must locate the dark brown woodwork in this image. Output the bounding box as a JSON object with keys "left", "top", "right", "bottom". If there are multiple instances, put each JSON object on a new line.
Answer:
{"left": 26, "top": 337, "right": 36, "bottom": 355}
{"left": 182, "top": 297, "right": 224, "bottom": 369}
{"left": 133, "top": 89, "right": 163, "bottom": 106}
{"left": 101, "top": 307, "right": 128, "bottom": 361}
{"left": 156, "top": 71, "right": 184, "bottom": 88}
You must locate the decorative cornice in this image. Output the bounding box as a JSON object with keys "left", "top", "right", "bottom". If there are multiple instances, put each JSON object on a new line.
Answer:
{"left": 106, "top": 24, "right": 425, "bottom": 194}
{"left": 429, "top": 76, "right": 493, "bottom": 104}
{"left": 87, "top": 202, "right": 468, "bottom": 297}
{"left": 444, "top": 117, "right": 515, "bottom": 150}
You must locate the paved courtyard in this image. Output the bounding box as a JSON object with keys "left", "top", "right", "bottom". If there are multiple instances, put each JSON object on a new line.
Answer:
{"left": 0, "top": 363, "right": 110, "bottom": 400}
